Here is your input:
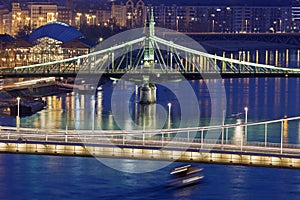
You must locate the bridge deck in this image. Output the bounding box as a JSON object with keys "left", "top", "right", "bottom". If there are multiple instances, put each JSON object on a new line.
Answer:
{"left": 1, "top": 126, "right": 300, "bottom": 169}
{"left": 1, "top": 139, "right": 299, "bottom": 169}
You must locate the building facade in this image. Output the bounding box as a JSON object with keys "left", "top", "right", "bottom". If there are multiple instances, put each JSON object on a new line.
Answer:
{"left": 28, "top": 3, "right": 58, "bottom": 30}
{"left": 96, "top": 9, "right": 111, "bottom": 26}
{"left": 292, "top": 0, "right": 300, "bottom": 31}
{"left": 0, "top": 1, "right": 299, "bottom": 36}
{"left": 0, "top": 22, "right": 92, "bottom": 68}
{"left": 112, "top": 0, "right": 146, "bottom": 28}
{"left": 150, "top": 5, "right": 293, "bottom": 33}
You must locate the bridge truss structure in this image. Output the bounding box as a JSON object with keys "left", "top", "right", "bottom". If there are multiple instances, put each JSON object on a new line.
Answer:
{"left": 1, "top": 13, "right": 300, "bottom": 80}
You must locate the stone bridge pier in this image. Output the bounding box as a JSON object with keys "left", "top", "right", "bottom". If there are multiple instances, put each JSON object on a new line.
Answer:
{"left": 140, "top": 83, "right": 156, "bottom": 104}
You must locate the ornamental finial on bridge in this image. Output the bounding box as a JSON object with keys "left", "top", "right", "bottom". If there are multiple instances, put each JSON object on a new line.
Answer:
{"left": 144, "top": 7, "right": 155, "bottom": 65}
{"left": 145, "top": 7, "right": 155, "bottom": 37}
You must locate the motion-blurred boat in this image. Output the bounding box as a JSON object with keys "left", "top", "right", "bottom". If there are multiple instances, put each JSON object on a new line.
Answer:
{"left": 168, "top": 165, "right": 204, "bottom": 187}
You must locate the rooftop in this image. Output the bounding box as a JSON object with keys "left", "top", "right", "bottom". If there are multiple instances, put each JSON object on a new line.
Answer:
{"left": 28, "top": 22, "right": 84, "bottom": 44}
{"left": 0, "top": 34, "right": 16, "bottom": 43}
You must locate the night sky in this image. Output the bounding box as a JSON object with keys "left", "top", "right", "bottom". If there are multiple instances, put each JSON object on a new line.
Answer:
{"left": 0, "top": 0, "right": 296, "bottom": 7}
{"left": 127, "top": 0, "right": 294, "bottom": 6}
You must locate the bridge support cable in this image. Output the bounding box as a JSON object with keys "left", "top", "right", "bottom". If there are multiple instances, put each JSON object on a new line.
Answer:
{"left": 8, "top": 37, "right": 146, "bottom": 73}
{"left": 186, "top": 55, "right": 201, "bottom": 73}
{"left": 169, "top": 51, "right": 173, "bottom": 71}
{"left": 130, "top": 45, "right": 133, "bottom": 70}
{"left": 185, "top": 52, "right": 188, "bottom": 72}
{"left": 152, "top": 40, "right": 169, "bottom": 72}
{"left": 115, "top": 51, "right": 127, "bottom": 71}
{"left": 111, "top": 51, "right": 115, "bottom": 71}
{"left": 92, "top": 54, "right": 103, "bottom": 71}
{"left": 151, "top": 36, "right": 300, "bottom": 74}
{"left": 110, "top": 46, "right": 131, "bottom": 71}
{"left": 172, "top": 48, "right": 187, "bottom": 72}
{"left": 225, "top": 61, "right": 238, "bottom": 73}
{"left": 123, "top": 44, "right": 133, "bottom": 71}
{"left": 168, "top": 48, "right": 178, "bottom": 71}
{"left": 94, "top": 54, "right": 108, "bottom": 71}
{"left": 133, "top": 48, "right": 145, "bottom": 70}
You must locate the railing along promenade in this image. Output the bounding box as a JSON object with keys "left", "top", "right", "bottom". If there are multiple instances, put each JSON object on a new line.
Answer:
{"left": 1, "top": 116, "right": 300, "bottom": 169}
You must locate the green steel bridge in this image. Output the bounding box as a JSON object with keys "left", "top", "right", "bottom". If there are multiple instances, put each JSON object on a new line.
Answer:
{"left": 0, "top": 34, "right": 300, "bottom": 80}
{"left": 1, "top": 13, "right": 300, "bottom": 80}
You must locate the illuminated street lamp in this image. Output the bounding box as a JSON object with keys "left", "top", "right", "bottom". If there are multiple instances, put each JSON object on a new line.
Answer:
{"left": 92, "top": 99, "right": 95, "bottom": 133}
{"left": 279, "top": 19, "right": 282, "bottom": 32}
{"left": 167, "top": 103, "right": 171, "bottom": 129}
{"left": 211, "top": 14, "right": 215, "bottom": 32}
{"left": 167, "top": 102, "right": 172, "bottom": 140}
{"left": 244, "top": 106, "right": 248, "bottom": 143}
{"left": 245, "top": 19, "right": 248, "bottom": 33}
{"left": 222, "top": 110, "right": 225, "bottom": 145}
{"left": 17, "top": 97, "right": 21, "bottom": 117}
{"left": 16, "top": 97, "right": 21, "bottom": 130}
{"left": 176, "top": 16, "right": 179, "bottom": 31}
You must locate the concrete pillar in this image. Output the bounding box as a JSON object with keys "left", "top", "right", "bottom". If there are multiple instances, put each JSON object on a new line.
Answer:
{"left": 140, "top": 83, "right": 156, "bottom": 104}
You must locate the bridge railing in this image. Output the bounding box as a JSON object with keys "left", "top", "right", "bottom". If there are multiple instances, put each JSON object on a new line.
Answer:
{"left": 1, "top": 115, "right": 300, "bottom": 155}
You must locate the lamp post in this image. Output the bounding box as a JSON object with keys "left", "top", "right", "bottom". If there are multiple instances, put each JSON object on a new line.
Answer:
{"left": 16, "top": 97, "right": 20, "bottom": 117}
{"left": 244, "top": 106, "right": 248, "bottom": 143}
{"left": 245, "top": 19, "right": 249, "bottom": 33}
{"left": 222, "top": 110, "right": 225, "bottom": 145}
{"left": 176, "top": 16, "right": 179, "bottom": 32}
{"left": 211, "top": 14, "right": 215, "bottom": 32}
{"left": 167, "top": 103, "right": 171, "bottom": 140}
{"left": 65, "top": 109, "right": 68, "bottom": 132}
{"left": 16, "top": 97, "right": 20, "bottom": 130}
{"left": 279, "top": 19, "right": 282, "bottom": 32}
{"left": 92, "top": 99, "right": 95, "bottom": 134}
{"left": 167, "top": 103, "right": 171, "bottom": 129}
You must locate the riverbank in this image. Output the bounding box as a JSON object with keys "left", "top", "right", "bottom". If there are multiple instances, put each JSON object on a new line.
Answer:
{"left": 0, "top": 82, "right": 69, "bottom": 116}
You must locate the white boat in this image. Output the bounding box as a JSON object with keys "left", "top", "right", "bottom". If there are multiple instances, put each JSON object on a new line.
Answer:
{"left": 170, "top": 165, "right": 191, "bottom": 175}
{"left": 168, "top": 165, "right": 204, "bottom": 187}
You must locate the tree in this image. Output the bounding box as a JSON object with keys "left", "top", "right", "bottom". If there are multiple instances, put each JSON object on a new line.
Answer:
{"left": 15, "top": 25, "right": 31, "bottom": 39}
{"left": 79, "top": 23, "right": 127, "bottom": 44}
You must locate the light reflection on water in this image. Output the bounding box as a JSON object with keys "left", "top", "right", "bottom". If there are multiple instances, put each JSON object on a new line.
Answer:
{"left": 8, "top": 76, "right": 299, "bottom": 146}
{"left": 222, "top": 49, "right": 300, "bottom": 68}
{"left": 232, "top": 119, "right": 244, "bottom": 145}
